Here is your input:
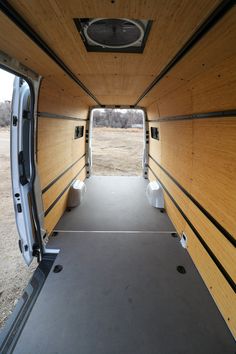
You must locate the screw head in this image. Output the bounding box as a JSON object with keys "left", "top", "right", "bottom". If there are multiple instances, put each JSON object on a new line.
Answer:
{"left": 177, "top": 265, "right": 186, "bottom": 274}
{"left": 53, "top": 265, "right": 63, "bottom": 273}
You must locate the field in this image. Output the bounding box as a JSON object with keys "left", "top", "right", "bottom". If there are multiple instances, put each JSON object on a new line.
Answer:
{"left": 92, "top": 127, "right": 143, "bottom": 176}
{"left": 0, "top": 126, "right": 143, "bottom": 328}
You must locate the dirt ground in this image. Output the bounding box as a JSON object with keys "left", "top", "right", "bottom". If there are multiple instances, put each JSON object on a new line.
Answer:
{"left": 92, "top": 127, "right": 143, "bottom": 175}
{"left": 0, "top": 127, "right": 36, "bottom": 329}
{"left": 0, "top": 126, "right": 143, "bottom": 329}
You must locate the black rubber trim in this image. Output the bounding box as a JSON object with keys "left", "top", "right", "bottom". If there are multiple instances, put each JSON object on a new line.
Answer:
{"left": 44, "top": 164, "right": 86, "bottom": 216}
{"left": 42, "top": 154, "right": 86, "bottom": 194}
{"left": 147, "top": 110, "right": 236, "bottom": 122}
{"left": 38, "top": 112, "right": 88, "bottom": 122}
{"left": 148, "top": 165, "right": 236, "bottom": 293}
{"left": 148, "top": 154, "right": 236, "bottom": 247}
{"left": 0, "top": 254, "right": 57, "bottom": 353}
{"left": 0, "top": 1, "right": 101, "bottom": 106}
{"left": 134, "top": 0, "right": 235, "bottom": 106}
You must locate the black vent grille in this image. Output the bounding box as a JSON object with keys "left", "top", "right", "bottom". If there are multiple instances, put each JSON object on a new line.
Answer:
{"left": 74, "top": 18, "right": 152, "bottom": 53}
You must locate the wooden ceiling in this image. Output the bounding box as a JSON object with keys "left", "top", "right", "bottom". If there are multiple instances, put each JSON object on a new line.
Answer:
{"left": 0, "top": 0, "right": 222, "bottom": 106}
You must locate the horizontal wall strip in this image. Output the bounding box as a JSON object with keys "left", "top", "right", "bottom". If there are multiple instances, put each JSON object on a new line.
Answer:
{"left": 44, "top": 164, "right": 86, "bottom": 217}
{"left": 53, "top": 230, "right": 176, "bottom": 234}
{"left": 38, "top": 112, "right": 87, "bottom": 122}
{"left": 148, "top": 154, "right": 236, "bottom": 247}
{"left": 134, "top": 0, "right": 235, "bottom": 106}
{"left": 0, "top": 2, "right": 101, "bottom": 106}
{"left": 148, "top": 165, "right": 236, "bottom": 293}
{"left": 147, "top": 110, "right": 236, "bottom": 123}
{"left": 42, "top": 154, "right": 86, "bottom": 194}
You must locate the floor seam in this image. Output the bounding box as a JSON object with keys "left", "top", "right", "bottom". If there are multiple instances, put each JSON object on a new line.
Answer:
{"left": 53, "top": 230, "right": 177, "bottom": 234}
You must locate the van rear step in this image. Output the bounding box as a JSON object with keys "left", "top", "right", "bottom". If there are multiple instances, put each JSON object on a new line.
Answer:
{"left": 0, "top": 254, "right": 56, "bottom": 353}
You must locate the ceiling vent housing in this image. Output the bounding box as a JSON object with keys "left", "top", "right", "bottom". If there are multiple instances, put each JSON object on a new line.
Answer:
{"left": 74, "top": 18, "right": 152, "bottom": 53}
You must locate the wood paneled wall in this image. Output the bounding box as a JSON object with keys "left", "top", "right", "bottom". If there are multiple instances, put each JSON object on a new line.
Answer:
{"left": 147, "top": 117, "right": 236, "bottom": 338}
{"left": 140, "top": 7, "right": 236, "bottom": 110}
{"left": 5, "top": 0, "right": 220, "bottom": 105}
{"left": 146, "top": 5, "right": 236, "bottom": 338}
{"left": 37, "top": 78, "right": 89, "bottom": 235}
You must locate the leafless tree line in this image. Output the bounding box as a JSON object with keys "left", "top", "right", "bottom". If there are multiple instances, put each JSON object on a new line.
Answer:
{"left": 93, "top": 109, "right": 144, "bottom": 128}
{"left": 0, "top": 101, "right": 11, "bottom": 127}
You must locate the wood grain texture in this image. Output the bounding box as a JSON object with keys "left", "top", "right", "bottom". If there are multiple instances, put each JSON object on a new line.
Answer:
{"left": 148, "top": 166, "right": 236, "bottom": 338}
{"left": 141, "top": 8, "right": 236, "bottom": 113}
{"left": 160, "top": 120, "right": 193, "bottom": 192}
{"left": 163, "top": 193, "right": 187, "bottom": 236}
{"left": 184, "top": 224, "right": 236, "bottom": 339}
{"left": 146, "top": 102, "right": 160, "bottom": 120}
{"left": 147, "top": 115, "right": 236, "bottom": 338}
{"left": 191, "top": 118, "right": 236, "bottom": 238}
{"left": 38, "top": 79, "right": 91, "bottom": 117}
{"left": 43, "top": 157, "right": 86, "bottom": 212}
{"left": 1, "top": 0, "right": 220, "bottom": 105}
{"left": 37, "top": 117, "right": 86, "bottom": 189}
{"left": 44, "top": 167, "right": 86, "bottom": 235}
{"left": 37, "top": 79, "right": 89, "bottom": 234}
{"left": 149, "top": 159, "right": 236, "bottom": 283}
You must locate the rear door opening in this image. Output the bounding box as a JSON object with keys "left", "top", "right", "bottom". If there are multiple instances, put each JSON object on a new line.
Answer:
{"left": 90, "top": 108, "right": 145, "bottom": 176}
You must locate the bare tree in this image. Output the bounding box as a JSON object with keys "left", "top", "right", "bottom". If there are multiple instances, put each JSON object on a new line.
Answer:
{"left": 0, "top": 101, "right": 11, "bottom": 127}
{"left": 93, "top": 109, "right": 143, "bottom": 128}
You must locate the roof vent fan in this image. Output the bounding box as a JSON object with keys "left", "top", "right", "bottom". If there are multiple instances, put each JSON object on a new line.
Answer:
{"left": 74, "top": 18, "right": 152, "bottom": 53}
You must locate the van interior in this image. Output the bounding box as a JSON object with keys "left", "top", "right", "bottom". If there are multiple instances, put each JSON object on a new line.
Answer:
{"left": 0, "top": 1, "right": 235, "bottom": 353}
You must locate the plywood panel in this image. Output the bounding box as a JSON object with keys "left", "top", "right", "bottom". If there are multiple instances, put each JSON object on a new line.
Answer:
{"left": 191, "top": 56, "right": 236, "bottom": 113}
{"left": 184, "top": 224, "right": 236, "bottom": 339}
{"left": 44, "top": 189, "right": 69, "bottom": 236}
{"left": 1, "top": 1, "right": 234, "bottom": 107}
{"left": 44, "top": 167, "right": 86, "bottom": 234}
{"left": 149, "top": 159, "right": 191, "bottom": 219}
{"left": 147, "top": 115, "right": 236, "bottom": 337}
{"left": 146, "top": 102, "right": 160, "bottom": 120}
{"left": 148, "top": 163, "right": 236, "bottom": 337}
{"left": 148, "top": 166, "right": 186, "bottom": 235}
{"left": 148, "top": 119, "right": 236, "bottom": 280}
{"left": 38, "top": 79, "right": 91, "bottom": 117}
{"left": 37, "top": 117, "right": 86, "bottom": 188}
{"left": 37, "top": 79, "right": 89, "bottom": 234}
{"left": 160, "top": 120, "right": 193, "bottom": 192}
{"left": 81, "top": 74, "right": 154, "bottom": 97}
{"left": 192, "top": 118, "right": 236, "bottom": 238}
{"left": 140, "top": 7, "right": 236, "bottom": 111}
{"left": 162, "top": 191, "right": 187, "bottom": 236}
{"left": 1, "top": 0, "right": 220, "bottom": 105}
{"left": 43, "top": 157, "right": 86, "bottom": 211}
{"left": 186, "top": 201, "right": 236, "bottom": 282}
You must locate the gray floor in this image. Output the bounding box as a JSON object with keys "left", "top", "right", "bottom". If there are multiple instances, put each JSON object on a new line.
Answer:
{"left": 55, "top": 176, "right": 174, "bottom": 232}
{"left": 13, "top": 177, "right": 235, "bottom": 353}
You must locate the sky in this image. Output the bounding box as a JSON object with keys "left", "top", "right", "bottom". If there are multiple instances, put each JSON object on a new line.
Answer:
{"left": 0, "top": 68, "right": 15, "bottom": 102}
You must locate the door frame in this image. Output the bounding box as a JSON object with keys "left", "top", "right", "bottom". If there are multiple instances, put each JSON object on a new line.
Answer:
{"left": 0, "top": 51, "right": 46, "bottom": 264}
{"left": 88, "top": 106, "right": 147, "bottom": 177}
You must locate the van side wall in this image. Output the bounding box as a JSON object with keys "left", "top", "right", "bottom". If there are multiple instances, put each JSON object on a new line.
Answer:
{"left": 37, "top": 78, "right": 89, "bottom": 234}
{"left": 146, "top": 8, "right": 236, "bottom": 337}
